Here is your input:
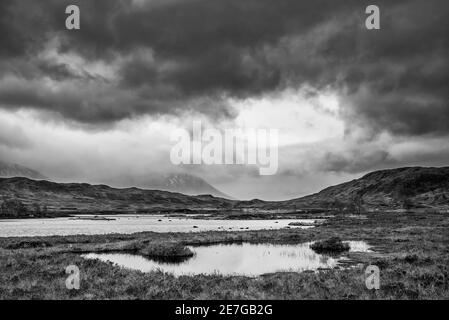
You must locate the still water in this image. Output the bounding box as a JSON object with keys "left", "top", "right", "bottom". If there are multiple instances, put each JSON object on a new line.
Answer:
{"left": 83, "top": 241, "right": 371, "bottom": 276}
{"left": 0, "top": 215, "right": 317, "bottom": 237}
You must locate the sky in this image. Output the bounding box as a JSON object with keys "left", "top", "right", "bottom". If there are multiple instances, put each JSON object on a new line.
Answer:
{"left": 0, "top": 0, "right": 448, "bottom": 200}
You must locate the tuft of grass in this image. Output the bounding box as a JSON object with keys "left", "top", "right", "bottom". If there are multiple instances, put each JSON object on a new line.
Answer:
{"left": 310, "top": 237, "right": 350, "bottom": 253}
{"left": 139, "top": 242, "right": 194, "bottom": 258}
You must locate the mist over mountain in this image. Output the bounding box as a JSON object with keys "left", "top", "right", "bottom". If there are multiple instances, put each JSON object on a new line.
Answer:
{"left": 102, "top": 173, "right": 231, "bottom": 199}
{"left": 0, "top": 161, "right": 47, "bottom": 180}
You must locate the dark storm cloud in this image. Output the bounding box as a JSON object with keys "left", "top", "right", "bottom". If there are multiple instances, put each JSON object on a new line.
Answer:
{"left": 323, "top": 0, "right": 449, "bottom": 136}
{"left": 0, "top": 0, "right": 448, "bottom": 134}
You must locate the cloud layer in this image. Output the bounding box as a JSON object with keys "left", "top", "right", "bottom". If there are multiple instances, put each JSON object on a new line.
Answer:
{"left": 1, "top": 0, "right": 448, "bottom": 199}
{"left": 0, "top": 0, "right": 447, "bottom": 131}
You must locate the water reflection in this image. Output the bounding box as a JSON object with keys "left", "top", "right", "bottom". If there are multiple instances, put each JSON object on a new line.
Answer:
{"left": 82, "top": 241, "right": 371, "bottom": 276}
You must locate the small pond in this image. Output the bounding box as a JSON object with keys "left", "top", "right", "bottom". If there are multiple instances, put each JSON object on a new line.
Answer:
{"left": 82, "top": 241, "right": 371, "bottom": 277}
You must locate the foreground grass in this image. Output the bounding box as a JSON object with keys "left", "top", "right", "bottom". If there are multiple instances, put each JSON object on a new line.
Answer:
{"left": 0, "top": 212, "right": 448, "bottom": 299}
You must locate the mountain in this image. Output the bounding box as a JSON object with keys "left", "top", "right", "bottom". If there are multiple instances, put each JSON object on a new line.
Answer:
{"left": 105, "top": 173, "right": 231, "bottom": 199}
{"left": 281, "top": 166, "right": 449, "bottom": 211}
{"left": 1, "top": 166, "right": 448, "bottom": 217}
{"left": 0, "top": 161, "right": 47, "bottom": 180}
{"left": 0, "top": 177, "right": 235, "bottom": 215}
{"left": 141, "top": 173, "right": 230, "bottom": 198}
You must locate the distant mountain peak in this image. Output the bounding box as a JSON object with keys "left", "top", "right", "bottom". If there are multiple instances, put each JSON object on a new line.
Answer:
{"left": 0, "top": 160, "right": 47, "bottom": 180}
{"left": 103, "top": 172, "right": 231, "bottom": 199}
{"left": 160, "top": 173, "right": 229, "bottom": 198}
{"left": 148, "top": 173, "right": 231, "bottom": 199}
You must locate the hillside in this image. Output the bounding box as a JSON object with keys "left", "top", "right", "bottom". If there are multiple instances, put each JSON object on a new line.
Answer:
{"left": 281, "top": 166, "right": 449, "bottom": 211}
{"left": 0, "top": 177, "right": 235, "bottom": 217}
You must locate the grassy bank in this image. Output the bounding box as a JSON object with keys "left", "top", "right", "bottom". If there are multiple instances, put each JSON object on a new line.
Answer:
{"left": 0, "top": 212, "right": 448, "bottom": 299}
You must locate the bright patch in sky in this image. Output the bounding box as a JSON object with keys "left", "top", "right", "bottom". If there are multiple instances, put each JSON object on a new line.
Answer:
{"left": 232, "top": 89, "right": 344, "bottom": 146}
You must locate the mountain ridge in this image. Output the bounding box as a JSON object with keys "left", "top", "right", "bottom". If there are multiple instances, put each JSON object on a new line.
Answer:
{"left": 1, "top": 166, "right": 449, "bottom": 217}
{"left": 280, "top": 166, "right": 449, "bottom": 210}
{"left": 0, "top": 176, "right": 235, "bottom": 215}
{"left": 0, "top": 160, "right": 231, "bottom": 199}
